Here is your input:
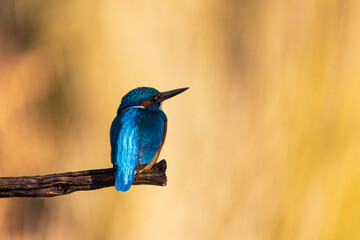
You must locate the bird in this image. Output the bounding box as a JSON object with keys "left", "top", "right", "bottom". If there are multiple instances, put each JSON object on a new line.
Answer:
{"left": 110, "top": 87, "right": 188, "bottom": 192}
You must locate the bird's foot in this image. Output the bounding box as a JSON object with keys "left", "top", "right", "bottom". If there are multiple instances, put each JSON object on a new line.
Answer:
{"left": 135, "top": 163, "right": 145, "bottom": 175}
{"left": 137, "top": 164, "right": 153, "bottom": 174}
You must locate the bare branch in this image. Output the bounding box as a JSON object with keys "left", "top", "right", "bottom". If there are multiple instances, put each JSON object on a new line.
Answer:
{"left": 0, "top": 160, "right": 167, "bottom": 198}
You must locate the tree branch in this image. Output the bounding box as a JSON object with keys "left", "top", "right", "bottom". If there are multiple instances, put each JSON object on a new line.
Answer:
{"left": 0, "top": 160, "right": 167, "bottom": 198}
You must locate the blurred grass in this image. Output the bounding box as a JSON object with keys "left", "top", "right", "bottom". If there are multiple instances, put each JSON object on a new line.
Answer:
{"left": 1, "top": 0, "right": 360, "bottom": 239}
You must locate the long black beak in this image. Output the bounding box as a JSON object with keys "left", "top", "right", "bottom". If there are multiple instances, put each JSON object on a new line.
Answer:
{"left": 157, "top": 87, "right": 189, "bottom": 102}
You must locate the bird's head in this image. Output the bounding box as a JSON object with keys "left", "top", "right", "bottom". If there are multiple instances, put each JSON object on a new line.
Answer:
{"left": 117, "top": 87, "right": 188, "bottom": 114}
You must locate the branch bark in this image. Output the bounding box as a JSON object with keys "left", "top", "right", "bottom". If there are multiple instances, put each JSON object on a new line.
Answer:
{"left": 0, "top": 160, "right": 167, "bottom": 198}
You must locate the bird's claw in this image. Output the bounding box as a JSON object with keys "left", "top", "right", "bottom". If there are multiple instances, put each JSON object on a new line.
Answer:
{"left": 136, "top": 165, "right": 152, "bottom": 174}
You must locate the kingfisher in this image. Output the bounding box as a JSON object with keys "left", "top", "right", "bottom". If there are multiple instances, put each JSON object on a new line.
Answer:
{"left": 110, "top": 87, "right": 188, "bottom": 192}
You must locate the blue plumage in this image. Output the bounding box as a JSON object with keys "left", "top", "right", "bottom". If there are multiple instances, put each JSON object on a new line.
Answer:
{"left": 138, "top": 111, "right": 166, "bottom": 165}
{"left": 111, "top": 108, "right": 165, "bottom": 191}
{"left": 110, "top": 87, "right": 188, "bottom": 192}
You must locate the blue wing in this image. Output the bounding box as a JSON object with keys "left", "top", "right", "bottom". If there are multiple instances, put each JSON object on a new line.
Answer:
{"left": 138, "top": 111, "right": 166, "bottom": 164}
{"left": 110, "top": 109, "right": 144, "bottom": 192}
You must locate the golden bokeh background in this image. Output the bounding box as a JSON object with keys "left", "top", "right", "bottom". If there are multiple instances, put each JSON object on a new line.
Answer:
{"left": 1, "top": 0, "right": 360, "bottom": 239}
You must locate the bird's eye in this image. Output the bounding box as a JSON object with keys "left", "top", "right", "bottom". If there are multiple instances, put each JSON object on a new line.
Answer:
{"left": 152, "top": 96, "right": 159, "bottom": 102}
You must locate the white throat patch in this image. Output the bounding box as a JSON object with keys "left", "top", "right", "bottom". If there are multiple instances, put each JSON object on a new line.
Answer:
{"left": 121, "top": 105, "right": 145, "bottom": 114}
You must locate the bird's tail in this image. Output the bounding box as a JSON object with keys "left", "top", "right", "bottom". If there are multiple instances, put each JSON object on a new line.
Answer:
{"left": 115, "top": 168, "right": 135, "bottom": 192}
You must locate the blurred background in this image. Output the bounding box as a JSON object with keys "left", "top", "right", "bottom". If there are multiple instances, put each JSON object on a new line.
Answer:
{"left": 1, "top": 0, "right": 360, "bottom": 239}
